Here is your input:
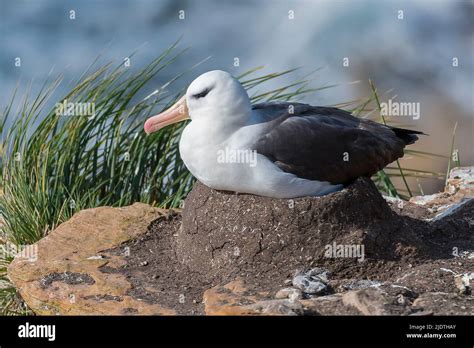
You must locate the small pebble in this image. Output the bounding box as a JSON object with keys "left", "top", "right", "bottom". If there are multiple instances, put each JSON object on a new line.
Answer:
{"left": 275, "top": 287, "right": 303, "bottom": 300}
{"left": 292, "top": 268, "right": 331, "bottom": 295}
{"left": 454, "top": 274, "right": 471, "bottom": 295}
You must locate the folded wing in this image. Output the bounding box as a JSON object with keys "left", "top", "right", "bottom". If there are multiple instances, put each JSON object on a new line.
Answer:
{"left": 252, "top": 103, "right": 422, "bottom": 184}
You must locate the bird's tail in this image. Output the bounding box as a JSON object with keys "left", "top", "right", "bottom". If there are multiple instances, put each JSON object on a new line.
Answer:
{"left": 391, "top": 127, "right": 426, "bottom": 145}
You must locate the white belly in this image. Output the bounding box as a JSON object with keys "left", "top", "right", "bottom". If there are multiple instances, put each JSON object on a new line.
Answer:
{"left": 179, "top": 123, "right": 342, "bottom": 198}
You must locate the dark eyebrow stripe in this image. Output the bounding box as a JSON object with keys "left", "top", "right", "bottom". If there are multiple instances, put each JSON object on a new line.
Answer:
{"left": 192, "top": 86, "right": 213, "bottom": 99}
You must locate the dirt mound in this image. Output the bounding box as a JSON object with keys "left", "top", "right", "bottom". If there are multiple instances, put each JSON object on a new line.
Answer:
{"left": 101, "top": 178, "right": 473, "bottom": 315}
{"left": 178, "top": 178, "right": 431, "bottom": 280}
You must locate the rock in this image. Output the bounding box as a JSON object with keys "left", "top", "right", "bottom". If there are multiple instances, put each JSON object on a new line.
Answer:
{"left": 274, "top": 287, "right": 303, "bottom": 300}
{"left": 307, "top": 267, "right": 331, "bottom": 282}
{"left": 384, "top": 196, "right": 433, "bottom": 220}
{"left": 203, "top": 279, "right": 353, "bottom": 315}
{"left": 446, "top": 167, "right": 474, "bottom": 197}
{"left": 454, "top": 274, "right": 471, "bottom": 295}
{"left": 409, "top": 166, "right": 474, "bottom": 220}
{"left": 246, "top": 300, "right": 305, "bottom": 315}
{"left": 342, "top": 288, "right": 412, "bottom": 315}
{"left": 7, "top": 203, "right": 176, "bottom": 315}
{"left": 299, "top": 295, "right": 359, "bottom": 315}
{"left": 342, "top": 288, "right": 387, "bottom": 315}
{"left": 292, "top": 268, "right": 331, "bottom": 295}
{"left": 204, "top": 279, "right": 419, "bottom": 315}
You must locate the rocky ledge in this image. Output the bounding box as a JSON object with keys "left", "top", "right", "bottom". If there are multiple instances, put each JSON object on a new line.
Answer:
{"left": 7, "top": 167, "right": 474, "bottom": 315}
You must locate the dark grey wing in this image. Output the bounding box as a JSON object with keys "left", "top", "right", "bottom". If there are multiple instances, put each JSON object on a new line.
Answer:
{"left": 252, "top": 103, "right": 422, "bottom": 184}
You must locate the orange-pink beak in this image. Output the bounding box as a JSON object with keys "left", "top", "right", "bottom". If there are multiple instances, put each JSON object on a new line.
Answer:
{"left": 144, "top": 96, "right": 189, "bottom": 134}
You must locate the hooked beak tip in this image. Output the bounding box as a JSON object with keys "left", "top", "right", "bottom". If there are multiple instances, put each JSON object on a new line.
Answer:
{"left": 143, "top": 121, "right": 153, "bottom": 134}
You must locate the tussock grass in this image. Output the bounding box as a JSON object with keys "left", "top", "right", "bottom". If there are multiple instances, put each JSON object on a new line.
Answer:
{"left": 363, "top": 81, "right": 454, "bottom": 200}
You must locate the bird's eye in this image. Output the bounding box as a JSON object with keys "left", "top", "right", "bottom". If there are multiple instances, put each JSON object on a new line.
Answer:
{"left": 192, "top": 87, "right": 212, "bottom": 99}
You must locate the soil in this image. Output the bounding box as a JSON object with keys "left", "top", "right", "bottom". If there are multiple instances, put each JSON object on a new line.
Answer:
{"left": 100, "top": 178, "right": 473, "bottom": 315}
{"left": 100, "top": 213, "right": 208, "bottom": 314}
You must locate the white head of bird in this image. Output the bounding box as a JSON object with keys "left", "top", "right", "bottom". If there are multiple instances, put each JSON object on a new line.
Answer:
{"left": 143, "top": 70, "right": 251, "bottom": 137}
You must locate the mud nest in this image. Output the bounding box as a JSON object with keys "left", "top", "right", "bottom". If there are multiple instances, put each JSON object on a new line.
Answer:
{"left": 176, "top": 178, "right": 454, "bottom": 281}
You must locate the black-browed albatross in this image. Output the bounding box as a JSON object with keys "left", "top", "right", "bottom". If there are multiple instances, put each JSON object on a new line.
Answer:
{"left": 144, "top": 70, "right": 423, "bottom": 198}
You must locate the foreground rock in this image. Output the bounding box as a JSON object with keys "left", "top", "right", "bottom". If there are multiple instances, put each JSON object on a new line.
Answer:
{"left": 7, "top": 169, "right": 474, "bottom": 315}
{"left": 408, "top": 166, "right": 474, "bottom": 220}
{"left": 8, "top": 204, "right": 175, "bottom": 315}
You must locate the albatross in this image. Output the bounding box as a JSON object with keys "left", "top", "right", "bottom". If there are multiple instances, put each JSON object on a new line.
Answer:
{"left": 144, "top": 70, "right": 423, "bottom": 198}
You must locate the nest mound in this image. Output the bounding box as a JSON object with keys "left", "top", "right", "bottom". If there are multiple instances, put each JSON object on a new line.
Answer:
{"left": 176, "top": 178, "right": 436, "bottom": 283}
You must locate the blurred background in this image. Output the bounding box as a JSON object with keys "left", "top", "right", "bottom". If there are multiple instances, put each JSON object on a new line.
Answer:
{"left": 1, "top": 0, "right": 473, "bottom": 195}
